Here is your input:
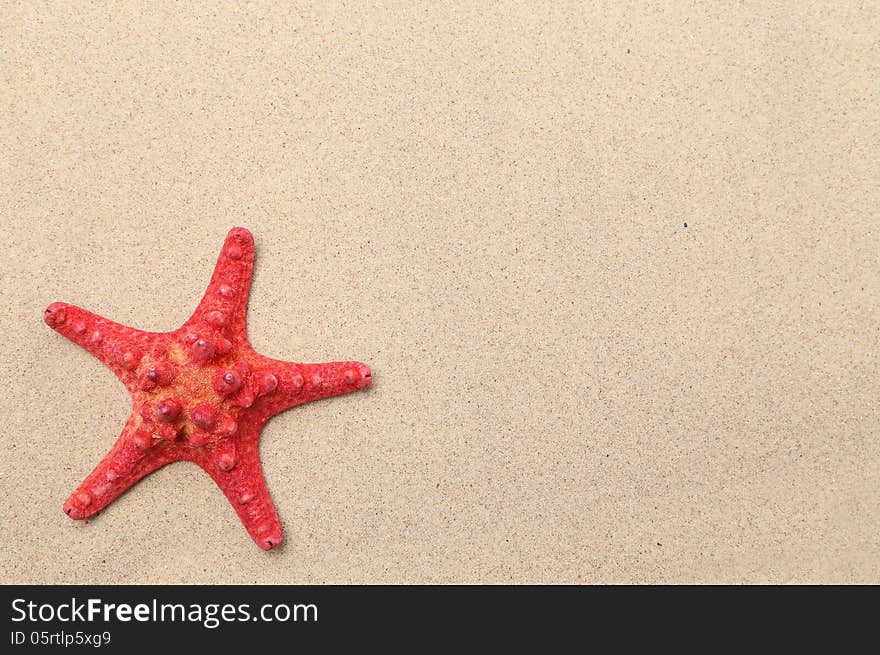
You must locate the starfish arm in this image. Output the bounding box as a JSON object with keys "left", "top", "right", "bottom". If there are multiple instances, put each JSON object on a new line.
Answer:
{"left": 259, "top": 360, "right": 372, "bottom": 418}
{"left": 183, "top": 227, "right": 254, "bottom": 343}
{"left": 195, "top": 424, "right": 283, "bottom": 550}
{"left": 63, "top": 413, "right": 180, "bottom": 520}
{"left": 44, "top": 301, "right": 156, "bottom": 386}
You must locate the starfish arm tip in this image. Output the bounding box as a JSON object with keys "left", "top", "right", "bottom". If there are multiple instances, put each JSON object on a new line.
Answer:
{"left": 314, "top": 360, "right": 373, "bottom": 394}
{"left": 62, "top": 494, "right": 96, "bottom": 521}
{"left": 258, "top": 530, "right": 284, "bottom": 551}
{"left": 227, "top": 226, "right": 254, "bottom": 244}
{"left": 355, "top": 362, "right": 373, "bottom": 390}
{"left": 43, "top": 301, "right": 70, "bottom": 329}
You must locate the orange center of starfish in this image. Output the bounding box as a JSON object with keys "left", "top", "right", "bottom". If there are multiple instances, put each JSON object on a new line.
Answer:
{"left": 132, "top": 335, "right": 269, "bottom": 451}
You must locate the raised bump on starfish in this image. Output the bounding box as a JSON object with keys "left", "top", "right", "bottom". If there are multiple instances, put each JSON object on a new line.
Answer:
{"left": 45, "top": 226, "right": 372, "bottom": 550}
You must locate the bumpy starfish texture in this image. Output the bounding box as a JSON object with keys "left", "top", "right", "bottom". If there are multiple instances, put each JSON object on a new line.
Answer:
{"left": 43, "top": 227, "right": 371, "bottom": 550}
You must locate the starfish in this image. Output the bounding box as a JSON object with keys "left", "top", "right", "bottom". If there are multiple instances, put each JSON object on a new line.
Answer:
{"left": 43, "top": 227, "right": 371, "bottom": 550}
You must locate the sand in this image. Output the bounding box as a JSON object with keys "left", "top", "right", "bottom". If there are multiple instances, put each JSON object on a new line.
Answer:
{"left": 1, "top": 2, "right": 877, "bottom": 583}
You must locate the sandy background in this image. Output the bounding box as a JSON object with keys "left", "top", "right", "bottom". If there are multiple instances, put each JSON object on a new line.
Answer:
{"left": 1, "top": 2, "right": 877, "bottom": 583}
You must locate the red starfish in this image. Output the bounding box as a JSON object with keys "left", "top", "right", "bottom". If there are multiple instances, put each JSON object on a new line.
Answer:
{"left": 43, "top": 227, "right": 371, "bottom": 550}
